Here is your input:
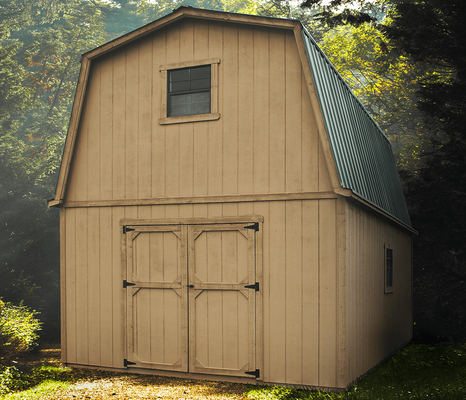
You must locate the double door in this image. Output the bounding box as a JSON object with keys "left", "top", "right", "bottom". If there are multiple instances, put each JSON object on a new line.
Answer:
{"left": 123, "top": 222, "right": 259, "bottom": 378}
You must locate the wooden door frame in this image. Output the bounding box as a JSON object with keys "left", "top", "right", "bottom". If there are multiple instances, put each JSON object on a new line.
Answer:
{"left": 121, "top": 215, "right": 263, "bottom": 380}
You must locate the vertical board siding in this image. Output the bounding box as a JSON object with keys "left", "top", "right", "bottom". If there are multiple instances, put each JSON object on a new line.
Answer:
{"left": 63, "top": 199, "right": 341, "bottom": 387}
{"left": 65, "top": 21, "right": 330, "bottom": 203}
{"left": 58, "top": 17, "right": 372, "bottom": 389}
{"left": 345, "top": 202, "right": 412, "bottom": 383}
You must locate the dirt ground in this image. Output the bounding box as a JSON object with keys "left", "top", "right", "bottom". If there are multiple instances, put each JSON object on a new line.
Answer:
{"left": 15, "top": 344, "right": 254, "bottom": 399}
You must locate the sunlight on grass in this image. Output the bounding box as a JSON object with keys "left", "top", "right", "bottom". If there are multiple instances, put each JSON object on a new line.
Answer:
{"left": 0, "top": 380, "right": 72, "bottom": 400}
{"left": 246, "top": 344, "right": 466, "bottom": 400}
{"left": 0, "top": 365, "right": 75, "bottom": 400}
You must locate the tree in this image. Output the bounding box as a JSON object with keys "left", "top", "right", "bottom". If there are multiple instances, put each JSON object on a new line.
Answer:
{"left": 301, "top": 0, "right": 466, "bottom": 341}
{"left": 382, "top": 0, "right": 466, "bottom": 341}
{"left": 0, "top": 0, "right": 107, "bottom": 340}
{"left": 318, "top": 23, "right": 430, "bottom": 171}
{"left": 300, "top": 0, "right": 390, "bottom": 26}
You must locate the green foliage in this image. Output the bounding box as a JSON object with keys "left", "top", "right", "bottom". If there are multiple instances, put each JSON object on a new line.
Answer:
{"left": 0, "top": 366, "right": 29, "bottom": 395}
{"left": 246, "top": 344, "right": 466, "bottom": 399}
{"left": 256, "top": 0, "right": 327, "bottom": 41}
{"left": 0, "top": 0, "right": 106, "bottom": 341}
{"left": 318, "top": 23, "right": 431, "bottom": 172}
{"left": 381, "top": 0, "right": 466, "bottom": 341}
{"left": 1, "top": 380, "right": 71, "bottom": 400}
{"left": 0, "top": 365, "right": 74, "bottom": 398}
{"left": 0, "top": 300, "right": 41, "bottom": 360}
{"left": 300, "top": 0, "right": 390, "bottom": 27}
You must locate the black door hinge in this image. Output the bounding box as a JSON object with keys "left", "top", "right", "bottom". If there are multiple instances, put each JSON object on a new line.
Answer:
{"left": 123, "top": 280, "right": 136, "bottom": 288}
{"left": 245, "top": 369, "right": 260, "bottom": 378}
{"left": 124, "top": 359, "right": 136, "bottom": 367}
{"left": 244, "top": 222, "right": 259, "bottom": 231}
{"left": 123, "top": 226, "right": 135, "bottom": 234}
{"left": 244, "top": 282, "right": 259, "bottom": 291}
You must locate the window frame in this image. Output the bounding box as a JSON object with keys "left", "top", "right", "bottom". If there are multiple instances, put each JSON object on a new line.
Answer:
{"left": 159, "top": 58, "right": 220, "bottom": 125}
{"left": 384, "top": 244, "right": 394, "bottom": 293}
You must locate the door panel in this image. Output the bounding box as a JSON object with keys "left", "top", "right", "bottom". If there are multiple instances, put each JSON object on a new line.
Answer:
{"left": 125, "top": 222, "right": 258, "bottom": 378}
{"left": 188, "top": 224, "right": 256, "bottom": 376}
{"left": 126, "top": 226, "right": 188, "bottom": 371}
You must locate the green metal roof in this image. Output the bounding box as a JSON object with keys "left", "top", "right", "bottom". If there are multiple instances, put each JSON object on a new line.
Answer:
{"left": 301, "top": 28, "right": 412, "bottom": 227}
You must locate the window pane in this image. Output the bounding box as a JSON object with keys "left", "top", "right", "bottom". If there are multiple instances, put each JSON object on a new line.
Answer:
{"left": 170, "top": 80, "right": 190, "bottom": 92}
{"left": 191, "top": 65, "right": 210, "bottom": 79}
{"left": 191, "top": 78, "right": 210, "bottom": 90}
{"left": 190, "top": 92, "right": 210, "bottom": 114}
{"left": 168, "top": 92, "right": 210, "bottom": 117}
{"left": 169, "top": 93, "right": 191, "bottom": 117}
{"left": 386, "top": 249, "right": 393, "bottom": 288}
{"left": 169, "top": 69, "right": 190, "bottom": 82}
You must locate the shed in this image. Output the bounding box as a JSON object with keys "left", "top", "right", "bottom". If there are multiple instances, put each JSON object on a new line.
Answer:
{"left": 48, "top": 7, "right": 415, "bottom": 390}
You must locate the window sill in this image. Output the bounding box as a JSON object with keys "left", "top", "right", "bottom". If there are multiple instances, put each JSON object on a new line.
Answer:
{"left": 159, "top": 113, "right": 220, "bottom": 125}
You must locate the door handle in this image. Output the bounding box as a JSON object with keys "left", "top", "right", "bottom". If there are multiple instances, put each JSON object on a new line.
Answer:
{"left": 186, "top": 284, "right": 194, "bottom": 288}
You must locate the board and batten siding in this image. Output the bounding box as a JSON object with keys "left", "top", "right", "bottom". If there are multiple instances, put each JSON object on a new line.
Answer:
{"left": 61, "top": 199, "right": 346, "bottom": 388}
{"left": 345, "top": 201, "right": 412, "bottom": 384}
{"left": 64, "top": 19, "right": 333, "bottom": 204}
{"left": 58, "top": 13, "right": 412, "bottom": 390}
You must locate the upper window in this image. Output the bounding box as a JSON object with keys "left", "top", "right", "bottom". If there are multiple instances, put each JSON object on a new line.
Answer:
{"left": 159, "top": 58, "right": 220, "bottom": 125}
{"left": 385, "top": 246, "right": 393, "bottom": 293}
{"left": 168, "top": 65, "right": 211, "bottom": 117}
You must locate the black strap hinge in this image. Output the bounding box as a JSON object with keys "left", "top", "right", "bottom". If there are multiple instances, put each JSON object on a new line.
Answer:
{"left": 124, "top": 359, "right": 136, "bottom": 367}
{"left": 244, "top": 282, "right": 259, "bottom": 291}
{"left": 245, "top": 369, "right": 260, "bottom": 378}
{"left": 244, "top": 222, "right": 259, "bottom": 231}
{"left": 123, "top": 280, "right": 136, "bottom": 288}
{"left": 123, "top": 226, "right": 135, "bottom": 234}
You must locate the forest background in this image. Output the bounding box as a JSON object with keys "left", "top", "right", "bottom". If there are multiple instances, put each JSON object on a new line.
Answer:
{"left": 0, "top": 0, "right": 464, "bottom": 342}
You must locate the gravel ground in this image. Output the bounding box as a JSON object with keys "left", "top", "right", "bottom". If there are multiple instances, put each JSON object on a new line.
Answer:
{"left": 45, "top": 374, "right": 251, "bottom": 399}
{"left": 16, "top": 345, "right": 253, "bottom": 399}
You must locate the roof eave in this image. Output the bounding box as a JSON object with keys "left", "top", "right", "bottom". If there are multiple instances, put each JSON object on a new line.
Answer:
{"left": 335, "top": 188, "right": 416, "bottom": 234}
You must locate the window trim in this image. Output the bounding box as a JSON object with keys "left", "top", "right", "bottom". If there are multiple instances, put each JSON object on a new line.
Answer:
{"left": 159, "top": 58, "right": 220, "bottom": 125}
{"left": 384, "top": 244, "right": 394, "bottom": 294}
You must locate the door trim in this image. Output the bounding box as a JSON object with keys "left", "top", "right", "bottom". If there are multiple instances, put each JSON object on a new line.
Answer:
{"left": 121, "top": 216, "right": 263, "bottom": 380}
{"left": 121, "top": 215, "right": 264, "bottom": 228}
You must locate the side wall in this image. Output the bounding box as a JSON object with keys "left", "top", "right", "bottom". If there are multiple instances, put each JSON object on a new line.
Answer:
{"left": 61, "top": 199, "right": 346, "bottom": 388}
{"left": 344, "top": 201, "right": 412, "bottom": 384}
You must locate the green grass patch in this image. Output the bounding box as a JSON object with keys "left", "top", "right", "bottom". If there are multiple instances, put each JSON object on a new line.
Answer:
{"left": 246, "top": 343, "right": 466, "bottom": 400}
{"left": 0, "top": 365, "right": 77, "bottom": 400}
{"left": 0, "top": 379, "right": 72, "bottom": 400}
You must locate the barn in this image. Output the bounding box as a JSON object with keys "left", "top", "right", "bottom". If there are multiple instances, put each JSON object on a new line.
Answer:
{"left": 48, "top": 7, "right": 415, "bottom": 390}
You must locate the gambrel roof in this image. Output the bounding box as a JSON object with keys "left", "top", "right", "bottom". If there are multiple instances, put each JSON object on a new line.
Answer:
{"left": 49, "top": 6, "right": 412, "bottom": 230}
{"left": 301, "top": 29, "right": 412, "bottom": 227}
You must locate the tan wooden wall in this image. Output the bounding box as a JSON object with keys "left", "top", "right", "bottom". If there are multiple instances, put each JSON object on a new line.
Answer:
{"left": 344, "top": 201, "right": 412, "bottom": 384}
{"left": 64, "top": 19, "right": 333, "bottom": 204}
{"left": 61, "top": 199, "right": 346, "bottom": 388}
{"left": 59, "top": 16, "right": 412, "bottom": 390}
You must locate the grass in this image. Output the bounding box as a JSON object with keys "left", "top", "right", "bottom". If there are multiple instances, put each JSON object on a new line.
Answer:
{"left": 246, "top": 343, "right": 466, "bottom": 399}
{"left": 1, "top": 343, "right": 465, "bottom": 399}
{"left": 0, "top": 365, "right": 76, "bottom": 400}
